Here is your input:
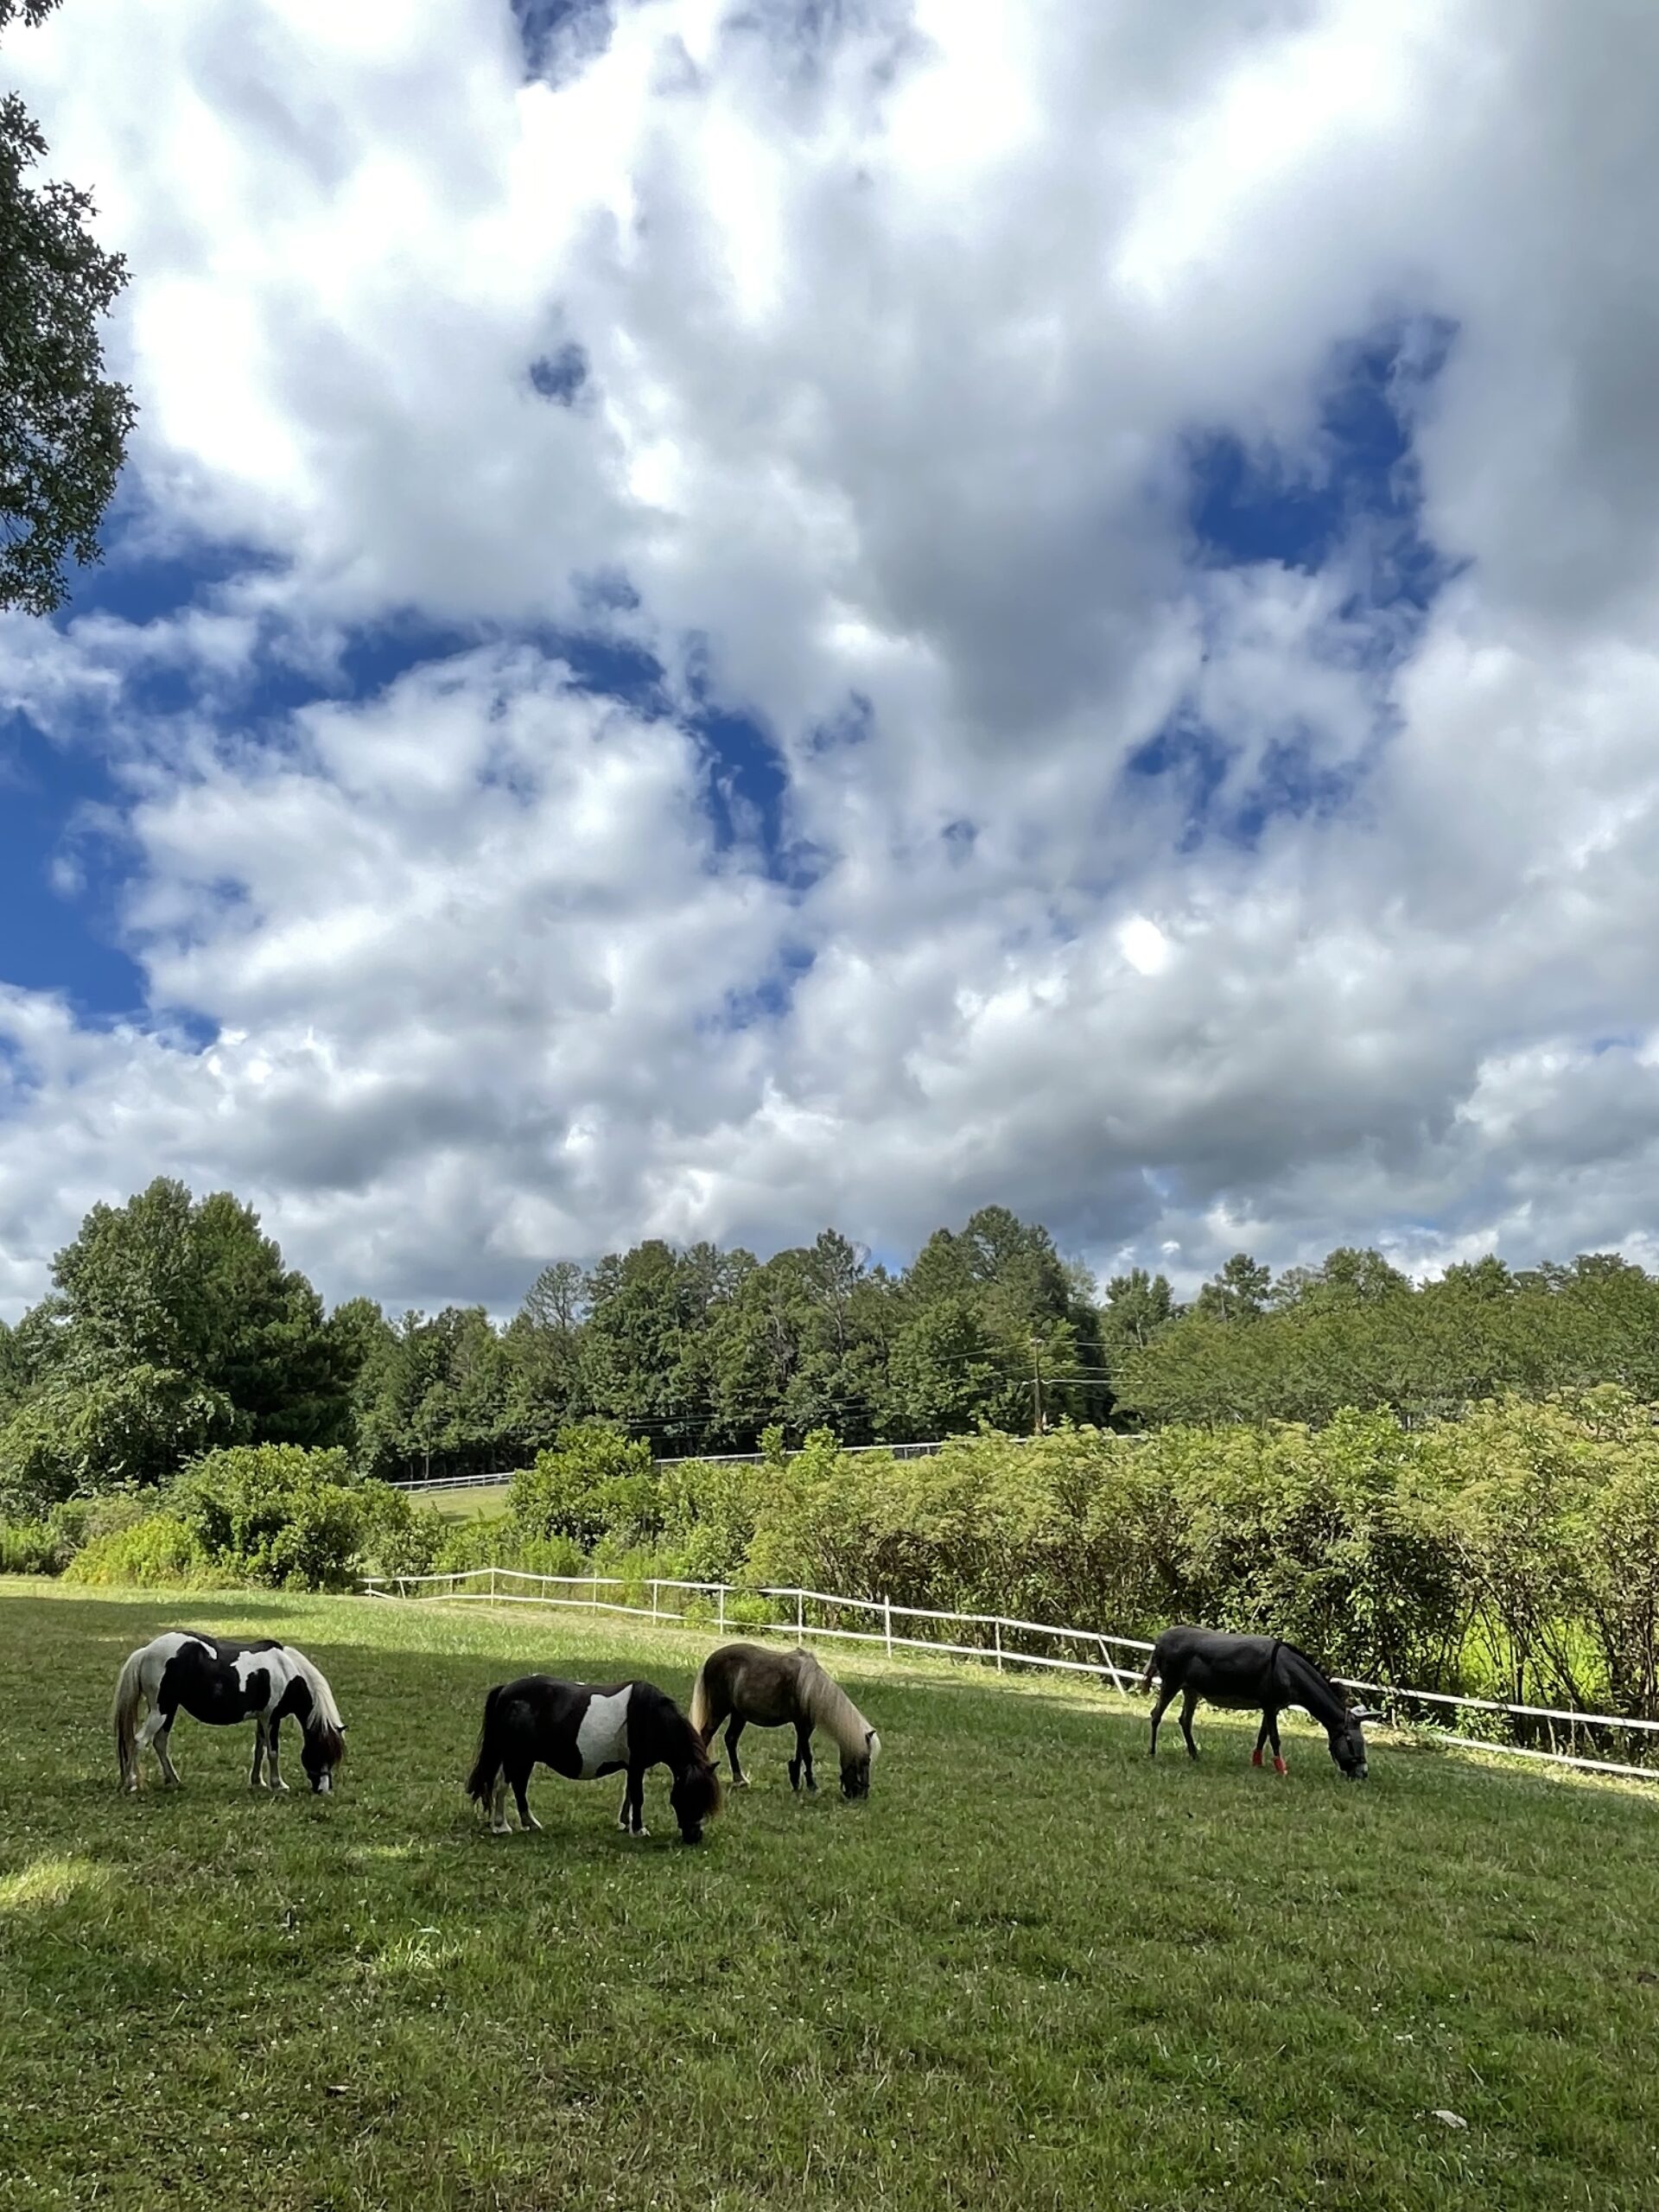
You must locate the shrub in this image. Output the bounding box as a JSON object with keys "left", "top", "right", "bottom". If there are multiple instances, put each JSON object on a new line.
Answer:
{"left": 509, "top": 1423, "right": 660, "bottom": 1549}
{"left": 168, "top": 1443, "right": 389, "bottom": 1591}
{"left": 63, "top": 1514, "right": 213, "bottom": 1588}
{"left": 0, "top": 1520, "right": 67, "bottom": 1575}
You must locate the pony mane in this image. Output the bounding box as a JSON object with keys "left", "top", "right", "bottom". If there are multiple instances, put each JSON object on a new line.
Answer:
{"left": 795, "top": 1653, "right": 877, "bottom": 1762}
{"left": 289, "top": 1649, "right": 345, "bottom": 1743}
{"left": 1277, "top": 1638, "right": 1338, "bottom": 1691}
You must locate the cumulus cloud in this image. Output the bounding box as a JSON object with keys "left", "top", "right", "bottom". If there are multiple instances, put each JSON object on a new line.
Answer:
{"left": 3, "top": 0, "right": 1659, "bottom": 1313}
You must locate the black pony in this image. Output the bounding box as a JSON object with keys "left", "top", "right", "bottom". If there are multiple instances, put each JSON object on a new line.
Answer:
{"left": 466, "top": 1674, "right": 722, "bottom": 1843}
{"left": 1141, "top": 1625, "right": 1371, "bottom": 1779}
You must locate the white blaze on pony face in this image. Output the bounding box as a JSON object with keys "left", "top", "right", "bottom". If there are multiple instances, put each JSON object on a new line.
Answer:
{"left": 574, "top": 1686, "right": 632, "bottom": 1779}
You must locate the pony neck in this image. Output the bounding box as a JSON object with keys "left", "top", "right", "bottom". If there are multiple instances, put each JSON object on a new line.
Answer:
{"left": 660, "top": 1709, "right": 708, "bottom": 1780}
{"left": 1280, "top": 1645, "right": 1348, "bottom": 1732}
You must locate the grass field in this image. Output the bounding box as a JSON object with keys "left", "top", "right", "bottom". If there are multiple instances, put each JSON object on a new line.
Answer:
{"left": 405, "top": 1483, "right": 510, "bottom": 1522}
{"left": 2, "top": 1582, "right": 1656, "bottom": 2212}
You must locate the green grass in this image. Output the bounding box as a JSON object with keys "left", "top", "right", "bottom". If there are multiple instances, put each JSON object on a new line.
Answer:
{"left": 2, "top": 1581, "right": 1657, "bottom": 2212}
{"left": 411, "top": 1481, "right": 511, "bottom": 1522}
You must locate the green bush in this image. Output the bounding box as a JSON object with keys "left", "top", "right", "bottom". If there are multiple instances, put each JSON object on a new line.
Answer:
{"left": 0, "top": 1521, "right": 67, "bottom": 1575}
{"left": 168, "top": 1443, "right": 389, "bottom": 1591}
{"left": 63, "top": 1514, "right": 213, "bottom": 1588}
{"left": 508, "top": 1423, "right": 661, "bottom": 1550}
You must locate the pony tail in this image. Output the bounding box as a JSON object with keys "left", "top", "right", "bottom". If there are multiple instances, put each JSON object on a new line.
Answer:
{"left": 466, "top": 1684, "right": 505, "bottom": 1805}
{"left": 688, "top": 1659, "right": 713, "bottom": 1741}
{"left": 112, "top": 1649, "right": 146, "bottom": 1789}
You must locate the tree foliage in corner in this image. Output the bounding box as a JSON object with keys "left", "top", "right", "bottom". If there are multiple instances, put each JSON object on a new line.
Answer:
{"left": 1, "top": 0, "right": 135, "bottom": 613}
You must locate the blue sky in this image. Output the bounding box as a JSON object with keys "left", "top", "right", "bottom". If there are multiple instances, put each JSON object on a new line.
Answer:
{"left": 4, "top": 0, "right": 1659, "bottom": 1319}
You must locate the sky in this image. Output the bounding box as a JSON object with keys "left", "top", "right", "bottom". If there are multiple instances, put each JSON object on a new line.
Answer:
{"left": 4, "top": 0, "right": 1659, "bottom": 1320}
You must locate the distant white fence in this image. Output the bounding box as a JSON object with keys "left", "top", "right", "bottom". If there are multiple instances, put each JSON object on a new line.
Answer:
{"left": 359, "top": 1567, "right": 1659, "bottom": 1783}
{"left": 387, "top": 1437, "right": 970, "bottom": 1493}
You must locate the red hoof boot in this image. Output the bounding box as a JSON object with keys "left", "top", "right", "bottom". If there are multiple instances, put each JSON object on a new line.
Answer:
{"left": 1273, "top": 1756, "right": 1288, "bottom": 1777}
{"left": 1251, "top": 1748, "right": 1264, "bottom": 1768}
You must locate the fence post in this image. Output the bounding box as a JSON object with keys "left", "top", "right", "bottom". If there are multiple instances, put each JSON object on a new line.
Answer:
{"left": 490, "top": 1564, "right": 497, "bottom": 1602}
{"left": 796, "top": 1589, "right": 804, "bottom": 1645}
{"left": 995, "top": 1618, "right": 1003, "bottom": 1673}
{"left": 652, "top": 1580, "right": 659, "bottom": 1624}
{"left": 885, "top": 1595, "right": 893, "bottom": 1658}
{"left": 590, "top": 1573, "right": 597, "bottom": 1610}
{"left": 717, "top": 1584, "right": 727, "bottom": 1634}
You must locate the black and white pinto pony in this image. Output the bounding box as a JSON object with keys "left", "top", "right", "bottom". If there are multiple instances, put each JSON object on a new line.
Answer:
{"left": 1141, "top": 1625, "right": 1371, "bottom": 1780}
{"left": 690, "top": 1642, "right": 880, "bottom": 1799}
{"left": 113, "top": 1630, "right": 346, "bottom": 1795}
{"left": 467, "top": 1675, "right": 722, "bottom": 1844}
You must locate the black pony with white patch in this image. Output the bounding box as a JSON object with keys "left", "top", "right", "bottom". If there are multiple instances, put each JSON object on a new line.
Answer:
{"left": 1141, "top": 1625, "right": 1371, "bottom": 1779}
{"left": 113, "top": 1630, "right": 346, "bottom": 1795}
{"left": 466, "top": 1674, "right": 722, "bottom": 1844}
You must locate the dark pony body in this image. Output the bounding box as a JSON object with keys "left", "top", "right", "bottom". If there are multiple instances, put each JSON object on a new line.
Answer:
{"left": 690, "top": 1642, "right": 880, "bottom": 1798}
{"left": 112, "top": 1629, "right": 346, "bottom": 1794}
{"left": 1140, "top": 1625, "right": 1370, "bottom": 1779}
{"left": 466, "top": 1674, "right": 721, "bottom": 1843}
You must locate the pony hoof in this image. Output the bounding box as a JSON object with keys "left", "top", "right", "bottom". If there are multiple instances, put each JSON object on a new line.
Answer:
{"left": 490, "top": 1822, "right": 512, "bottom": 1836}
{"left": 521, "top": 1815, "right": 542, "bottom": 1832}
{"left": 632, "top": 1827, "right": 651, "bottom": 1840}
{"left": 730, "top": 1777, "right": 750, "bottom": 1790}
{"left": 1273, "top": 1758, "right": 1288, "bottom": 1777}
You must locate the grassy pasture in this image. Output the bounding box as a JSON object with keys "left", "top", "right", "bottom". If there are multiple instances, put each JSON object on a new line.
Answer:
{"left": 404, "top": 1481, "right": 511, "bottom": 1523}
{"left": 1, "top": 1580, "right": 1656, "bottom": 2212}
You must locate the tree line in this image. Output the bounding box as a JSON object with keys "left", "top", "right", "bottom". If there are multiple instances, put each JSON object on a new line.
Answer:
{"left": 7, "top": 1174, "right": 1659, "bottom": 1510}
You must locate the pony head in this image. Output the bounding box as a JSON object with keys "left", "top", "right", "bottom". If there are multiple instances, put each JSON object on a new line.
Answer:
{"left": 839, "top": 1726, "right": 880, "bottom": 1800}
{"left": 669, "top": 1748, "right": 722, "bottom": 1844}
{"left": 1328, "top": 1704, "right": 1369, "bottom": 1782}
{"left": 301, "top": 1719, "right": 346, "bottom": 1794}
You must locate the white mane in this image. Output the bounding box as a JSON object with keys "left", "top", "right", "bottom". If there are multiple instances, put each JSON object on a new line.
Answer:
{"left": 795, "top": 1652, "right": 878, "bottom": 1763}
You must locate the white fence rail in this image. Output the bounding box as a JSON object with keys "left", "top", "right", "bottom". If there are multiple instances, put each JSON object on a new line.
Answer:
{"left": 387, "top": 1438, "right": 979, "bottom": 1493}
{"left": 359, "top": 1567, "right": 1659, "bottom": 1783}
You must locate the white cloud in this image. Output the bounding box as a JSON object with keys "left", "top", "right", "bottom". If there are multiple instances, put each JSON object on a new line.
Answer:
{"left": 4, "top": 0, "right": 1659, "bottom": 1314}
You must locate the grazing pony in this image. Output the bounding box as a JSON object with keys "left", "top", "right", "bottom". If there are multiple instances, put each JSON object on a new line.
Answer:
{"left": 466, "top": 1675, "right": 721, "bottom": 1844}
{"left": 113, "top": 1630, "right": 346, "bottom": 1795}
{"left": 690, "top": 1642, "right": 880, "bottom": 1799}
{"left": 1141, "top": 1625, "right": 1370, "bottom": 1780}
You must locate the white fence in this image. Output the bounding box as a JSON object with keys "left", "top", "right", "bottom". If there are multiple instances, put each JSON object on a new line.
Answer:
{"left": 387, "top": 1438, "right": 971, "bottom": 1493}
{"left": 359, "top": 1567, "right": 1659, "bottom": 1783}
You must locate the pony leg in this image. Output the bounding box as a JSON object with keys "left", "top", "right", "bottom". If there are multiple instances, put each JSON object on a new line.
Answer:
{"left": 1253, "top": 1714, "right": 1270, "bottom": 1769}
{"left": 618, "top": 1768, "right": 649, "bottom": 1838}
{"left": 153, "top": 1719, "right": 183, "bottom": 1789}
{"left": 135, "top": 1705, "right": 179, "bottom": 1785}
{"left": 511, "top": 1770, "right": 540, "bottom": 1832}
{"left": 1178, "top": 1688, "right": 1200, "bottom": 1761}
{"left": 723, "top": 1717, "right": 749, "bottom": 1789}
{"left": 1147, "top": 1682, "right": 1177, "bottom": 1758}
{"left": 789, "top": 1724, "right": 817, "bottom": 1793}
{"left": 249, "top": 1719, "right": 270, "bottom": 1789}
{"left": 489, "top": 1778, "right": 512, "bottom": 1836}
{"left": 266, "top": 1716, "right": 290, "bottom": 1794}
{"left": 1268, "top": 1713, "right": 1287, "bottom": 1776}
